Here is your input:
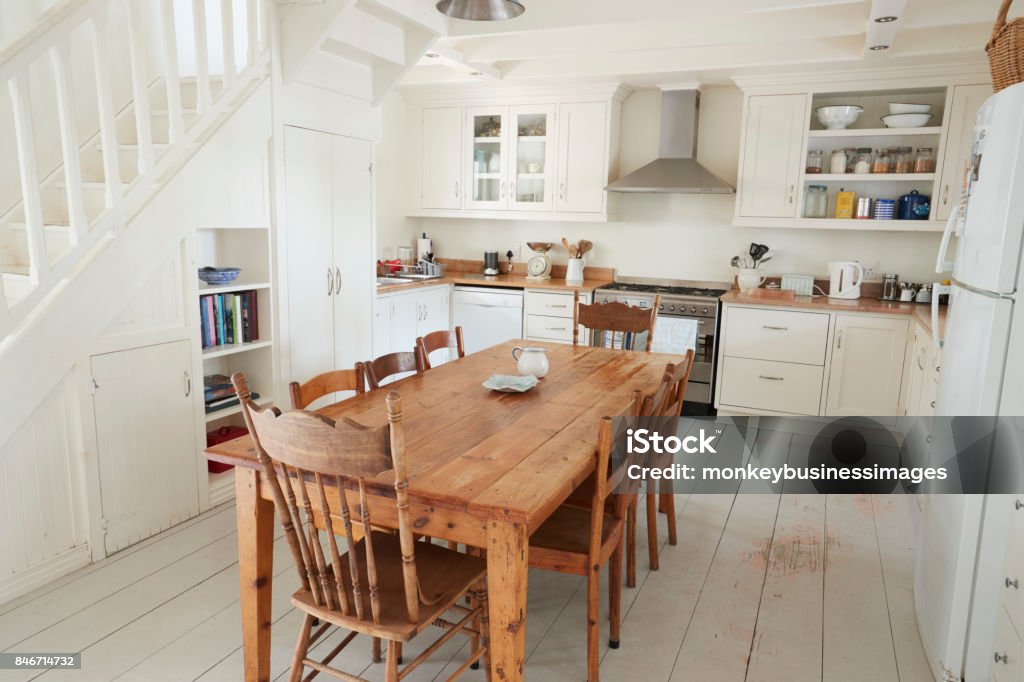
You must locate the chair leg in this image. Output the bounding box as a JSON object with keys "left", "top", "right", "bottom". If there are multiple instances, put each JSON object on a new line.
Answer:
{"left": 373, "top": 637, "right": 382, "bottom": 664}
{"left": 396, "top": 641, "right": 403, "bottom": 665}
{"left": 385, "top": 641, "right": 400, "bottom": 682}
{"left": 469, "top": 589, "right": 481, "bottom": 670}
{"left": 626, "top": 499, "right": 637, "bottom": 588}
{"left": 646, "top": 484, "right": 660, "bottom": 572}
{"left": 288, "top": 614, "right": 314, "bottom": 682}
{"left": 661, "top": 487, "right": 677, "bottom": 546}
{"left": 587, "top": 564, "right": 600, "bottom": 682}
{"left": 609, "top": 542, "right": 622, "bottom": 650}
{"left": 477, "top": 583, "right": 492, "bottom": 679}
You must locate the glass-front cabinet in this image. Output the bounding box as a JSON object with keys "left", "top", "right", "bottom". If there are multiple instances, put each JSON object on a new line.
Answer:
{"left": 463, "top": 105, "right": 556, "bottom": 211}
{"left": 508, "top": 105, "right": 555, "bottom": 211}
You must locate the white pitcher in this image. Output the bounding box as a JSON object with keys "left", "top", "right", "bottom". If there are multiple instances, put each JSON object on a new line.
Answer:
{"left": 512, "top": 346, "right": 549, "bottom": 378}
{"left": 736, "top": 268, "right": 766, "bottom": 291}
{"left": 565, "top": 258, "right": 585, "bottom": 284}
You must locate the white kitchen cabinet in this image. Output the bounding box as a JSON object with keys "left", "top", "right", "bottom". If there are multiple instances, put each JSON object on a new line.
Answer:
{"left": 421, "top": 107, "right": 463, "bottom": 210}
{"left": 91, "top": 340, "right": 199, "bottom": 554}
{"left": 555, "top": 101, "right": 608, "bottom": 214}
{"left": 524, "top": 289, "right": 590, "bottom": 344}
{"left": 465, "top": 106, "right": 511, "bottom": 210}
{"left": 904, "top": 324, "right": 931, "bottom": 416}
{"left": 825, "top": 314, "right": 909, "bottom": 416}
{"left": 736, "top": 94, "right": 807, "bottom": 219}
{"left": 509, "top": 105, "right": 557, "bottom": 211}
{"left": 284, "top": 126, "right": 374, "bottom": 393}
{"left": 935, "top": 84, "right": 991, "bottom": 221}
{"left": 377, "top": 285, "right": 452, "bottom": 359}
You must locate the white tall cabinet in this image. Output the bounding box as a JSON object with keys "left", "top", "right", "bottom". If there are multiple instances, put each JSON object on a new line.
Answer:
{"left": 421, "top": 108, "right": 463, "bottom": 210}
{"left": 935, "top": 84, "right": 991, "bottom": 221}
{"left": 736, "top": 94, "right": 808, "bottom": 219}
{"left": 283, "top": 126, "right": 374, "bottom": 406}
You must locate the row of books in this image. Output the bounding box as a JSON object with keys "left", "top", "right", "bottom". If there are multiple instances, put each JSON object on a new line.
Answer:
{"left": 200, "top": 291, "right": 260, "bottom": 349}
{"left": 203, "top": 373, "right": 260, "bottom": 414}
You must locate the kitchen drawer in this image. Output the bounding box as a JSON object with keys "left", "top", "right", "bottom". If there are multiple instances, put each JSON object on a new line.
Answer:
{"left": 993, "top": 606, "right": 1023, "bottom": 682}
{"left": 526, "top": 314, "right": 575, "bottom": 341}
{"left": 723, "top": 306, "right": 829, "bottom": 365}
{"left": 719, "top": 357, "right": 824, "bottom": 415}
{"left": 1005, "top": 498, "right": 1024, "bottom": 631}
{"left": 525, "top": 291, "right": 575, "bottom": 319}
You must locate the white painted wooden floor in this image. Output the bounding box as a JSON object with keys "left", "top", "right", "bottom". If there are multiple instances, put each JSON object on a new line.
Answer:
{"left": 0, "top": 491, "right": 930, "bottom": 682}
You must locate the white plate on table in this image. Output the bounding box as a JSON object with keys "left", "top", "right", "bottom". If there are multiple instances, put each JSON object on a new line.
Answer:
{"left": 483, "top": 374, "right": 539, "bottom": 393}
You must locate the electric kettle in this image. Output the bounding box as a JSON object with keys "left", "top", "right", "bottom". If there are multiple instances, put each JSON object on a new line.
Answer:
{"left": 827, "top": 261, "right": 864, "bottom": 299}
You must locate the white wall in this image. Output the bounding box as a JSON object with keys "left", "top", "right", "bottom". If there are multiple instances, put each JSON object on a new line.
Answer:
{"left": 378, "top": 86, "right": 942, "bottom": 283}
{"left": 376, "top": 90, "right": 415, "bottom": 260}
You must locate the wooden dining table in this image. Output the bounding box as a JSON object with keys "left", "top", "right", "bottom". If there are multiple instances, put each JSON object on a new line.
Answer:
{"left": 205, "top": 339, "right": 682, "bottom": 682}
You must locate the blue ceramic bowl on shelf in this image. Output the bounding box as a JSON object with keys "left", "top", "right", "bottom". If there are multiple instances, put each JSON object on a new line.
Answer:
{"left": 198, "top": 267, "right": 241, "bottom": 285}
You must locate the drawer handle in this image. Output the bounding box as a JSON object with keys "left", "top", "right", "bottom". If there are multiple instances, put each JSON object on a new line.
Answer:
{"left": 546, "top": 303, "right": 568, "bottom": 308}
{"left": 926, "top": 434, "right": 933, "bottom": 444}
{"left": 995, "top": 652, "right": 1009, "bottom": 664}
{"left": 546, "top": 327, "right": 567, "bottom": 332}
{"left": 930, "top": 400, "right": 936, "bottom": 408}
{"left": 758, "top": 375, "right": 785, "bottom": 381}
{"left": 1007, "top": 577, "right": 1019, "bottom": 589}
{"left": 1016, "top": 500, "right": 1023, "bottom": 510}
{"left": 762, "top": 325, "right": 788, "bottom": 331}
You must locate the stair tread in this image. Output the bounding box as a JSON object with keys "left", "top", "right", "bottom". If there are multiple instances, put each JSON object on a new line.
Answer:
{"left": 7, "top": 222, "right": 72, "bottom": 232}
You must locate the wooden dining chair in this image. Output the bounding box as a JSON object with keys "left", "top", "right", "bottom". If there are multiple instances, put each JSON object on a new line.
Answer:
{"left": 638, "top": 350, "right": 695, "bottom": 575}
{"left": 288, "top": 365, "right": 366, "bottom": 409}
{"left": 363, "top": 349, "right": 426, "bottom": 390}
{"left": 416, "top": 327, "right": 465, "bottom": 370}
{"left": 528, "top": 391, "right": 642, "bottom": 682}
{"left": 573, "top": 290, "right": 660, "bottom": 351}
{"left": 232, "top": 372, "right": 490, "bottom": 682}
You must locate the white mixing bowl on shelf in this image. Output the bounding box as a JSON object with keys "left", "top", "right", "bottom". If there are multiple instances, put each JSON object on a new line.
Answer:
{"left": 815, "top": 105, "right": 864, "bottom": 130}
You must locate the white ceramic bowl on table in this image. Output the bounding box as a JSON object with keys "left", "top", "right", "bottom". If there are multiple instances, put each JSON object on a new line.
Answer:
{"left": 881, "top": 113, "right": 934, "bottom": 128}
{"left": 888, "top": 102, "right": 932, "bottom": 114}
{"left": 815, "top": 105, "right": 863, "bottom": 130}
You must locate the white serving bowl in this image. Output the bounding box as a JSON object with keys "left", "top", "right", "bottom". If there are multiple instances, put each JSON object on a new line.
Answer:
{"left": 888, "top": 102, "right": 932, "bottom": 114}
{"left": 881, "top": 113, "right": 934, "bottom": 128}
{"left": 815, "top": 105, "right": 864, "bottom": 130}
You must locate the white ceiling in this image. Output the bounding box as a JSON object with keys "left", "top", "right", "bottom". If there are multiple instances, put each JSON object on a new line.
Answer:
{"left": 402, "top": 0, "right": 1001, "bottom": 87}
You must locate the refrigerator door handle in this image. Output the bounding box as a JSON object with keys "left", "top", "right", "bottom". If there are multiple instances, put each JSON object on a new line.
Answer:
{"left": 932, "top": 284, "right": 950, "bottom": 349}
{"left": 936, "top": 210, "right": 958, "bottom": 273}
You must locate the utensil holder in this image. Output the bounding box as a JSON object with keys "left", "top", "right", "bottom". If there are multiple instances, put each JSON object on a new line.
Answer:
{"left": 565, "top": 258, "right": 584, "bottom": 284}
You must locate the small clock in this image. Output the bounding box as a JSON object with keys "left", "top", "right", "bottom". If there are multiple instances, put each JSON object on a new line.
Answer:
{"left": 525, "top": 242, "right": 554, "bottom": 280}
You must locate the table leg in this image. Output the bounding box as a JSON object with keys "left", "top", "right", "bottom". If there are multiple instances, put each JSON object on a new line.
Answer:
{"left": 487, "top": 520, "right": 528, "bottom": 682}
{"left": 236, "top": 468, "right": 275, "bottom": 682}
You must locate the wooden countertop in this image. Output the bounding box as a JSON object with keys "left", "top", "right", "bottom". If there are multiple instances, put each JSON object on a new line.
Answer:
{"left": 720, "top": 290, "right": 948, "bottom": 337}
{"left": 376, "top": 272, "right": 613, "bottom": 295}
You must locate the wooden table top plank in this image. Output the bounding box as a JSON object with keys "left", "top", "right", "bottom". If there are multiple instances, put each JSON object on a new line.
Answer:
{"left": 205, "top": 341, "right": 683, "bottom": 524}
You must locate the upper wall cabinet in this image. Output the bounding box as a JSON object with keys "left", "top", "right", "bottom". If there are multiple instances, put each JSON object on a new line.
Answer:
{"left": 732, "top": 71, "right": 991, "bottom": 231}
{"left": 404, "top": 84, "right": 628, "bottom": 222}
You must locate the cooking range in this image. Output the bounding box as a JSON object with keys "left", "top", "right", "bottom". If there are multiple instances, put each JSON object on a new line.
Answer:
{"left": 595, "top": 277, "right": 728, "bottom": 409}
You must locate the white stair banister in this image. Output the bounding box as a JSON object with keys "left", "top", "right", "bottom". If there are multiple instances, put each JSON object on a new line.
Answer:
{"left": 192, "top": 0, "right": 213, "bottom": 115}
{"left": 159, "top": 0, "right": 186, "bottom": 144}
{"left": 125, "top": 0, "right": 155, "bottom": 175}
{"left": 221, "top": 0, "right": 237, "bottom": 89}
{"left": 88, "top": 9, "right": 123, "bottom": 211}
{"left": 49, "top": 42, "right": 86, "bottom": 247}
{"left": 8, "top": 71, "right": 50, "bottom": 286}
{"left": 246, "top": 0, "right": 259, "bottom": 67}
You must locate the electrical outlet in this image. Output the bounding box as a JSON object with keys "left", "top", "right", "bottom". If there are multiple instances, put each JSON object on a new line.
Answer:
{"left": 862, "top": 262, "right": 879, "bottom": 281}
{"left": 511, "top": 244, "right": 522, "bottom": 261}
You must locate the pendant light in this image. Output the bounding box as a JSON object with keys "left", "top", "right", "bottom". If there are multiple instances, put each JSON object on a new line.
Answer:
{"left": 436, "top": 0, "right": 525, "bottom": 21}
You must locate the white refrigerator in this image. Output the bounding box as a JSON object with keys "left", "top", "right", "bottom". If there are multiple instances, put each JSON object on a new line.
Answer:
{"left": 916, "top": 82, "right": 1024, "bottom": 682}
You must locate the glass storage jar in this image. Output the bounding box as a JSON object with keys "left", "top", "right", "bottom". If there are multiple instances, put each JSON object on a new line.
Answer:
{"left": 853, "top": 148, "right": 873, "bottom": 174}
{"left": 829, "top": 149, "right": 847, "bottom": 174}
{"left": 803, "top": 184, "right": 828, "bottom": 218}
{"left": 894, "top": 147, "right": 914, "bottom": 174}
{"left": 806, "top": 149, "right": 823, "bottom": 174}
{"left": 914, "top": 147, "right": 936, "bottom": 173}
{"left": 871, "top": 149, "right": 890, "bottom": 173}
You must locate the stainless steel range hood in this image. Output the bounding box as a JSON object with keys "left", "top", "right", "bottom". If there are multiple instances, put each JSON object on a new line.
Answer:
{"left": 606, "top": 89, "right": 734, "bottom": 194}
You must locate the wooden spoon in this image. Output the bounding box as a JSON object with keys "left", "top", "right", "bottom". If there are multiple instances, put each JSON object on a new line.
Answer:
{"left": 562, "top": 237, "right": 571, "bottom": 254}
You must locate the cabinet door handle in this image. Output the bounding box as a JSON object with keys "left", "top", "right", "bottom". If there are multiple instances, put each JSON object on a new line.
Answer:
{"left": 454, "top": 181, "right": 459, "bottom": 198}
{"left": 327, "top": 268, "right": 333, "bottom": 296}
{"left": 942, "top": 184, "right": 949, "bottom": 206}
{"left": 758, "top": 375, "right": 785, "bottom": 381}
{"left": 1006, "top": 577, "right": 1019, "bottom": 589}
{"left": 995, "top": 652, "right": 1008, "bottom": 664}
{"left": 184, "top": 371, "right": 191, "bottom": 397}
{"left": 1016, "top": 499, "right": 1024, "bottom": 510}
{"left": 510, "top": 181, "right": 515, "bottom": 199}
{"left": 917, "top": 350, "right": 927, "bottom": 370}
{"left": 930, "top": 400, "right": 936, "bottom": 408}
{"left": 787, "top": 185, "right": 795, "bottom": 204}
{"left": 836, "top": 330, "right": 843, "bottom": 349}
{"left": 335, "top": 267, "right": 342, "bottom": 294}
{"left": 500, "top": 182, "right": 506, "bottom": 199}
{"left": 762, "top": 325, "right": 788, "bottom": 331}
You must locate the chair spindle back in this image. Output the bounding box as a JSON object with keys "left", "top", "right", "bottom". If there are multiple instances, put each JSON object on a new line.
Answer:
{"left": 573, "top": 290, "right": 660, "bottom": 351}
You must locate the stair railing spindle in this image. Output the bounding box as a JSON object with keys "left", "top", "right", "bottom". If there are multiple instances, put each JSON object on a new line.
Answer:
{"left": 159, "top": 0, "right": 186, "bottom": 144}
{"left": 8, "top": 71, "right": 51, "bottom": 286}
{"left": 87, "top": 10, "right": 123, "bottom": 212}
{"left": 124, "top": 0, "right": 155, "bottom": 176}
{"left": 192, "top": 0, "right": 212, "bottom": 115}
{"left": 221, "top": 0, "right": 237, "bottom": 90}
{"left": 49, "top": 43, "right": 86, "bottom": 247}
{"left": 246, "top": 0, "right": 259, "bottom": 68}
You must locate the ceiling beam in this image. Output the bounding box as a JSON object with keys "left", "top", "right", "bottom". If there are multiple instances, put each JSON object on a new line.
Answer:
{"left": 419, "top": 46, "right": 502, "bottom": 80}
{"left": 863, "top": 0, "right": 907, "bottom": 53}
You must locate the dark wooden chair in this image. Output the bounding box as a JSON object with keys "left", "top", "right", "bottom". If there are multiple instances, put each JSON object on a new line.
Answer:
{"left": 639, "top": 350, "right": 695, "bottom": 574}
{"left": 416, "top": 327, "right": 465, "bottom": 369}
{"left": 363, "top": 349, "right": 426, "bottom": 390}
{"left": 232, "top": 373, "right": 490, "bottom": 682}
{"left": 573, "top": 290, "right": 660, "bottom": 351}
{"left": 288, "top": 366, "right": 366, "bottom": 410}
{"left": 528, "top": 391, "right": 642, "bottom": 682}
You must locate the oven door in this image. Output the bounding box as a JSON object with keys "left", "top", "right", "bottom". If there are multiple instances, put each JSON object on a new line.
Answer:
{"left": 651, "top": 315, "right": 714, "bottom": 403}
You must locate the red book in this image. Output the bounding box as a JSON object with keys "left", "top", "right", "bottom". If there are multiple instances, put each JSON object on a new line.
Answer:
{"left": 204, "top": 296, "right": 216, "bottom": 347}
{"left": 249, "top": 291, "right": 259, "bottom": 341}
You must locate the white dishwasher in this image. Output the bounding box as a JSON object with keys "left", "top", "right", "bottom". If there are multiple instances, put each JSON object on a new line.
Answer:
{"left": 453, "top": 286, "right": 524, "bottom": 355}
